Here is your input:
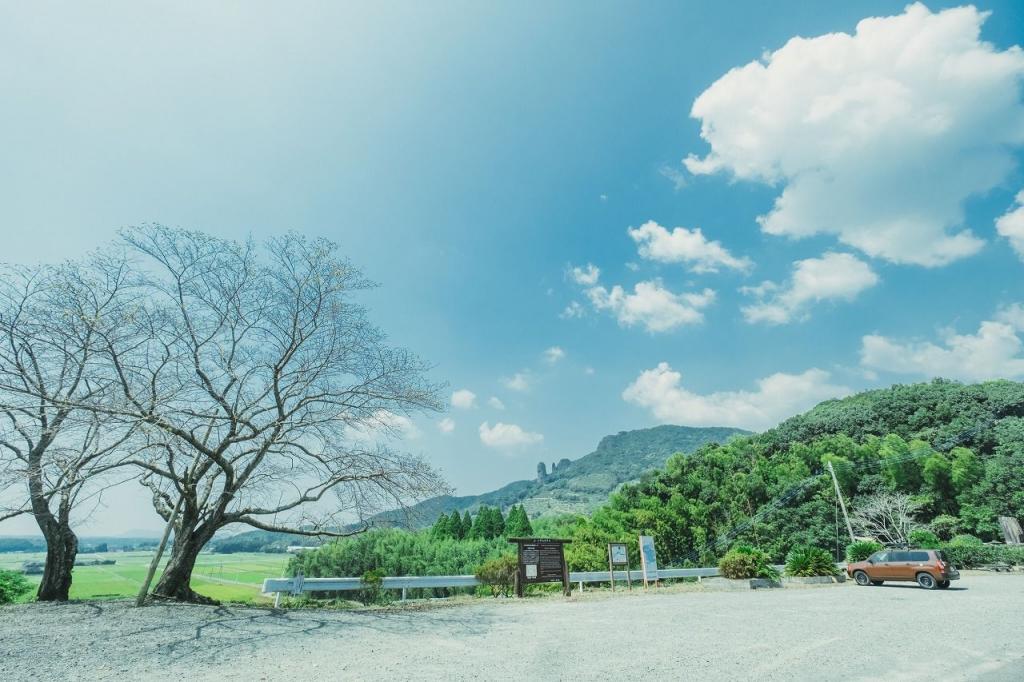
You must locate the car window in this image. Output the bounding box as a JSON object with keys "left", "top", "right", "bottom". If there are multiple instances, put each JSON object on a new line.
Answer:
{"left": 908, "top": 551, "right": 929, "bottom": 562}
{"left": 890, "top": 551, "right": 910, "bottom": 561}
{"left": 870, "top": 551, "right": 889, "bottom": 562}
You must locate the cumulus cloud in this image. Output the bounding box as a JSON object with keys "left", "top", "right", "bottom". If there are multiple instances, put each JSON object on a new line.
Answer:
{"left": 685, "top": 3, "right": 1024, "bottom": 266}
{"left": 543, "top": 346, "right": 566, "bottom": 364}
{"left": 560, "top": 301, "right": 585, "bottom": 319}
{"left": 628, "top": 220, "right": 752, "bottom": 273}
{"left": 451, "top": 389, "right": 477, "bottom": 409}
{"left": 586, "top": 280, "right": 715, "bottom": 333}
{"left": 479, "top": 421, "right": 543, "bottom": 448}
{"left": 502, "top": 373, "right": 530, "bottom": 392}
{"left": 860, "top": 306, "right": 1024, "bottom": 381}
{"left": 437, "top": 417, "right": 456, "bottom": 434}
{"left": 622, "top": 363, "right": 851, "bottom": 430}
{"left": 487, "top": 396, "right": 505, "bottom": 410}
{"left": 570, "top": 263, "right": 600, "bottom": 286}
{"left": 996, "top": 190, "right": 1024, "bottom": 259}
{"left": 741, "top": 252, "right": 879, "bottom": 324}
{"left": 997, "top": 302, "right": 1024, "bottom": 330}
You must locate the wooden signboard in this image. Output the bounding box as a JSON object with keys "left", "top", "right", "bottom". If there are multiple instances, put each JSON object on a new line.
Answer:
{"left": 607, "top": 542, "right": 631, "bottom": 591}
{"left": 508, "top": 537, "right": 571, "bottom": 597}
{"left": 638, "top": 535, "right": 659, "bottom": 588}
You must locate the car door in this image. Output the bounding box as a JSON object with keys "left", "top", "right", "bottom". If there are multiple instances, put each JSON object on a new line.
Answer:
{"left": 870, "top": 551, "right": 894, "bottom": 579}
{"left": 887, "top": 551, "right": 913, "bottom": 580}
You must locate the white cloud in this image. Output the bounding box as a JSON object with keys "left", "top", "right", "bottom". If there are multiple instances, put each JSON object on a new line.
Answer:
{"left": 503, "top": 373, "right": 530, "bottom": 392}
{"left": 570, "top": 263, "right": 600, "bottom": 286}
{"left": 487, "top": 396, "right": 505, "bottom": 410}
{"left": 543, "top": 346, "right": 566, "bottom": 364}
{"left": 622, "top": 363, "right": 851, "bottom": 430}
{"left": 451, "top": 389, "right": 477, "bottom": 409}
{"left": 437, "top": 417, "right": 456, "bottom": 434}
{"left": 347, "top": 410, "right": 421, "bottom": 444}
{"left": 479, "top": 421, "right": 544, "bottom": 448}
{"left": 584, "top": 366, "right": 595, "bottom": 375}
{"left": 996, "top": 190, "right": 1024, "bottom": 260}
{"left": 586, "top": 280, "right": 715, "bottom": 333}
{"left": 560, "top": 301, "right": 585, "bottom": 319}
{"left": 628, "top": 220, "right": 752, "bottom": 273}
{"left": 685, "top": 3, "right": 1024, "bottom": 267}
{"left": 860, "top": 308, "right": 1024, "bottom": 381}
{"left": 741, "top": 252, "right": 879, "bottom": 324}
{"left": 996, "top": 302, "right": 1024, "bottom": 331}
{"left": 658, "top": 164, "right": 688, "bottom": 192}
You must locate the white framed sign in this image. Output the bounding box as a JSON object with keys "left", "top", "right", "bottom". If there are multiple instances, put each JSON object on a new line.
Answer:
{"left": 639, "top": 535, "right": 658, "bottom": 586}
{"left": 609, "top": 543, "right": 628, "bottom": 565}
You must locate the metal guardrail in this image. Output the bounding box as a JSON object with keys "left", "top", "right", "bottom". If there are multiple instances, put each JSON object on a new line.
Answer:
{"left": 261, "top": 563, "right": 848, "bottom": 602}
{"left": 262, "top": 566, "right": 727, "bottom": 604}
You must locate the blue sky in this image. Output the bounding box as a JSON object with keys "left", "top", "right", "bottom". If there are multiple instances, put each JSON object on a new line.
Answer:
{"left": 1, "top": 2, "right": 1023, "bottom": 533}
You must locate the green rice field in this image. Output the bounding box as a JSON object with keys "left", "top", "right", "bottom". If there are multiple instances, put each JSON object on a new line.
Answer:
{"left": 0, "top": 551, "right": 291, "bottom": 604}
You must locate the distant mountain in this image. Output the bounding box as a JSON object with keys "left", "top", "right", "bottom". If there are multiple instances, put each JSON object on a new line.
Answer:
{"left": 367, "top": 424, "right": 747, "bottom": 528}
{"left": 208, "top": 424, "right": 746, "bottom": 551}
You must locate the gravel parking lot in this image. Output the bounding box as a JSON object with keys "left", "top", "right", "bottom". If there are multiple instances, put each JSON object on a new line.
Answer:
{"left": 2, "top": 573, "right": 1022, "bottom": 681}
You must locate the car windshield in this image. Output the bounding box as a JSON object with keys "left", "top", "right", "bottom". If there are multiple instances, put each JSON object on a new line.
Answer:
{"left": 869, "top": 552, "right": 888, "bottom": 562}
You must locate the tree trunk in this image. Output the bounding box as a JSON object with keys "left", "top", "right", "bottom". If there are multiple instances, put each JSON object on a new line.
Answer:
{"left": 36, "top": 521, "right": 78, "bottom": 601}
{"left": 151, "top": 525, "right": 218, "bottom": 604}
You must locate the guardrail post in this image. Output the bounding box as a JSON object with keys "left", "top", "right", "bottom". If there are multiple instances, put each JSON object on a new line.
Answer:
{"left": 291, "top": 571, "right": 305, "bottom": 597}
{"left": 401, "top": 587, "right": 407, "bottom": 601}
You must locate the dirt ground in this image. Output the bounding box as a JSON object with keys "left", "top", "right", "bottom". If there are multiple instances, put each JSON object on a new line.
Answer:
{"left": 2, "top": 572, "right": 1022, "bottom": 681}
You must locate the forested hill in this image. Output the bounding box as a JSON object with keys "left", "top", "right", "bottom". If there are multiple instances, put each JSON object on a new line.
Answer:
{"left": 209, "top": 424, "right": 743, "bottom": 551}
{"left": 369, "top": 425, "right": 747, "bottom": 528}
{"left": 584, "top": 379, "right": 1024, "bottom": 568}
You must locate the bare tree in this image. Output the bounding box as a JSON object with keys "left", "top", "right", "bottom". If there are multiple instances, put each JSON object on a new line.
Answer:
{"left": 850, "top": 491, "right": 923, "bottom": 546}
{"left": 0, "top": 258, "right": 135, "bottom": 600}
{"left": 93, "top": 226, "right": 446, "bottom": 603}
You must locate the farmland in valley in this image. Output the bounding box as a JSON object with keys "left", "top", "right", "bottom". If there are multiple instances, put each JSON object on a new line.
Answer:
{"left": 0, "top": 551, "right": 289, "bottom": 604}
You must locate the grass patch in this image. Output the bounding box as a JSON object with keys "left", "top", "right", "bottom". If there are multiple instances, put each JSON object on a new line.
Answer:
{"left": 0, "top": 551, "right": 289, "bottom": 603}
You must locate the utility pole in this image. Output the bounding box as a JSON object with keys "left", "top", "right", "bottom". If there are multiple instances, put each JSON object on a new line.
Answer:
{"left": 827, "top": 461, "right": 855, "bottom": 543}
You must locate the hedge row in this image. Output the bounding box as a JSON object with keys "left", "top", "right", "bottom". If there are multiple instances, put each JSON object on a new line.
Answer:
{"left": 941, "top": 544, "right": 1024, "bottom": 569}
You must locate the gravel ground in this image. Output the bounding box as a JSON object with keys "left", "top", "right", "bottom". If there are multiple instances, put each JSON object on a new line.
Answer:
{"left": 2, "top": 573, "right": 1022, "bottom": 681}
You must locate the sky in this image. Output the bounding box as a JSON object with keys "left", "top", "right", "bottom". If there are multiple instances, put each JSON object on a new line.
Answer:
{"left": 1, "top": 1, "right": 1023, "bottom": 535}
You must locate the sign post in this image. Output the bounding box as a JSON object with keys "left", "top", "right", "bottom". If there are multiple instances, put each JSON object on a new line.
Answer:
{"left": 638, "top": 535, "right": 659, "bottom": 588}
{"left": 607, "top": 542, "right": 631, "bottom": 591}
{"left": 508, "top": 537, "right": 572, "bottom": 597}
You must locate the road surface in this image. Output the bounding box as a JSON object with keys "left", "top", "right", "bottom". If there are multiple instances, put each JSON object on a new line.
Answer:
{"left": 2, "top": 573, "right": 1021, "bottom": 680}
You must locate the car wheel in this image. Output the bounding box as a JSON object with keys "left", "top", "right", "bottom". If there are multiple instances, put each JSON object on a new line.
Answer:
{"left": 938, "top": 580, "right": 950, "bottom": 589}
{"left": 870, "top": 580, "right": 884, "bottom": 586}
{"left": 853, "top": 570, "right": 871, "bottom": 586}
{"left": 917, "top": 573, "right": 937, "bottom": 590}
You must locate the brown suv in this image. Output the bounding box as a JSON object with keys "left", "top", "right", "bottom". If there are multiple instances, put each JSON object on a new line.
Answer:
{"left": 847, "top": 549, "right": 960, "bottom": 589}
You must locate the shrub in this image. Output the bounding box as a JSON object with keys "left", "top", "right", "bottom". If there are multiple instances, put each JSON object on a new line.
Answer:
{"left": 948, "top": 534, "right": 983, "bottom": 547}
{"left": 784, "top": 546, "right": 838, "bottom": 577}
{"left": 908, "top": 529, "right": 941, "bottom": 548}
{"left": 718, "top": 546, "right": 779, "bottom": 580}
{"left": 475, "top": 555, "right": 518, "bottom": 597}
{"left": 0, "top": 570, "right": 32, "bottom": 605}
{"left": 358, "top": 569, "right": 389, "bottom": 605}
{"left": 930, "top": 514, "right": 960, "bottom": 541}
{"left": 939, "top": 543, "right": 1024, "bottom": 569}
{"left": 845, "top": 540, "right": 882, "bottom": 563}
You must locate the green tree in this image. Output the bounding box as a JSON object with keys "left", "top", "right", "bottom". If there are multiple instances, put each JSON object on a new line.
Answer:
{"left": 462, "top": 511, "right": 473, "bottom": 539}
{"left": 506, "top": 505, "right": 533, "bottom": 537}
{"left": 432, "top": 512, "right": 450, "bottom": 539}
